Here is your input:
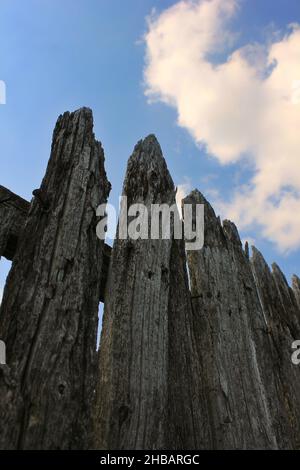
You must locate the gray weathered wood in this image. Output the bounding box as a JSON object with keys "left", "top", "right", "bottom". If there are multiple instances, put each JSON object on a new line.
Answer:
{"left": 0, "top": 186, "right": 30, "bottom": 261}
{"left": 184, "top": 190, "right": 278, "bottom": 449}
{"left": 0, "top": 107, "right": 110, "bottom": 449}
{"left": 1, "top": 110, "right": 300, "bottom": 450}
{"left": 94, "top": 135, "right": 202, "bottom": 449}
{"left": 0, "top": 181, "right": 111, "bottom": 299}
{"left": 251, "top": 249, "right": 300, "bottom": 449}
{"left": 292, "top": 275, "right": 300, "bottom": 310}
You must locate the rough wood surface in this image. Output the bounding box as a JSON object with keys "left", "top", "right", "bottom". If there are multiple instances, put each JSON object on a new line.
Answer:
{"left": 251, "top": 249, "right": 300, "bottom": 449}
{"left": 94, "top": 135, "right": 202, "bottom": 449}
{"left": 1, "top": 113, "right": 300, "bottom": 450}
{"left": 0, "top": 186, "right": 30, "bottom": 260}
{"left": 0, "top": 181, "right": 110, "bottom": 300}
{"left": 184, "top": 190, "right": 278, "bottom": 449}
{"left": 0, "top": 108, "right": 110, "bottom": 449}
{"left": 292, "top": 275, "right": 300, "bottom": 310}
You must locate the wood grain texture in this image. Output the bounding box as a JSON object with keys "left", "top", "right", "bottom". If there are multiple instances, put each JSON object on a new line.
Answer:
{"left": 292, "top": 275, "right": 300, "bottom": 310}
{"left": 0, "top": 185, "right": 29, "bottom": 261}
{"left": 184, "top": 190, "right": 278, "bottom": 449}
{"left": 94, "top": 135, "right": 202, "bottom": 450}
{"left": 251, "top": 249, "right": 300, "bottom": 449}
{"left": 0, "top": 108, "right": 110, "bottom": 449}
{"left": 1, "top": 114, "right": 300, "bottom": 450}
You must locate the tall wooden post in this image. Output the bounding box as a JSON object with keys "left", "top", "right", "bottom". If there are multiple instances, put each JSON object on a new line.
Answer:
{"left": 184, "top": 190, "right": 278, "bottom": 449}
{"left": 94, "top": 135, "right": 202, "bottom": 449}
{"left": 0, "top": 108, "right": 110, "bottom": 449}
{"left": 251, "top": 249, "right": 300, "bottom": 449}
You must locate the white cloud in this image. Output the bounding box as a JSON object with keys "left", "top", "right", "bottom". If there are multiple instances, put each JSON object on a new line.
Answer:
{"left": 144, "top": 0, "right": 300, "bottom": 252}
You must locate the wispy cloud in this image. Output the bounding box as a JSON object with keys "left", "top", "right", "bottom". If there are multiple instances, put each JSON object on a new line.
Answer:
{"left": 144, "top": 0, "right": 300, "bottom": 252}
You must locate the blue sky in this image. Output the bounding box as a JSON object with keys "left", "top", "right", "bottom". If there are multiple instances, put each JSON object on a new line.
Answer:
{"left": 0, "top": 0, "right": 299, "bottom": 296}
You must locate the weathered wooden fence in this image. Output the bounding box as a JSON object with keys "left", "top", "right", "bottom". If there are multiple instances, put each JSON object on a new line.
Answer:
{"left": 0, "top": 108, "right": 300, "bottom": 449}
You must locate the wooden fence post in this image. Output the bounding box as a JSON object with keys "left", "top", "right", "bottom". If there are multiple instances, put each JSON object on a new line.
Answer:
{"left": 94, "top": 135, "right": 202, "bottom": 449}
{"left": 184, "top": 189, "right": 278, "bottom": 449}
{"left": 0, "top": 108, "right": 110, "bottom": 449}
{"left": 251, "top": 249, "right": 300, "bottom": 449}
